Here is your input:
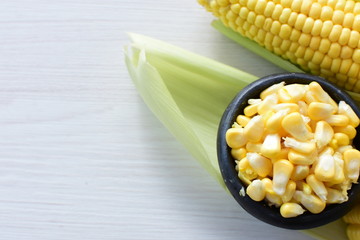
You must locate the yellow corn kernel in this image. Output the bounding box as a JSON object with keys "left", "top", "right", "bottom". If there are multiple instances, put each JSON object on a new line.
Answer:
{"left": 334, "top": 125, "right": 357, "bottom": 139}
{"left": 306, "top": 174, "right": 328, "bottom": 201}
{"left": 334, "top": 132, "right": 350, "bottom": 146}
{"left": 265, "top": 109, "right": 289, "bottom": 133}
{"left": 244, "top": 115, "right": 264, "bottom": 142}
{"left": 246, "top": 142, "right": 262, "bottom": 153}
{"left": 282, "top": 112, "right": 313, "bottom": 141}
{"left": 272, "top": 103, "right": 300, "bottom": 113}
{"left": 261, "top": 133, "right": 281, "bottom": 158}
{"left": 309, "top": 82, "right": 338, "bottom": 109}
{"left": 261, "top": 178, "right": 283, "bottom": 207}
{"left": 273, "top": 159, "right": 294, "bottom": 195}
{"left": 246, "top": 179, "right": 266, "bottom": 201}
{"left": 260, "top": 81, "right": 285, "bottom": 99}
{"left": 321, "top": 5, "right": 333, "bottom": 20}
{"left": 296, "top": 181, "right": 313, "bottom": 195}
{"left": 338, "top": 101, "right": 360, "bottom": 127}
{"left": 280, "top": 202, "right": 305, "bottom": 218}
{"left": 236, "top": 115, "right": 251, "bottom": 127}
{"left": 349, "top": 30, "right": 360, "bottom": 48}
{"left": 226, "top": 127, "right": 248, "bottom": 148}
{"left": 293, "top": 191, "right": 326, "bottom": 214}
{"left": 308, "top": 102, "right": 335, "bottom": 121}
{"left": 283, "top": 137, "right": 316, "bottom": 154}
{"left": 320, "top": 20, "right": 334, "bottom": 38}
{"left": 344, "top": 149, "right": 360, "bottom": 183}
{"left": 261, "top": 177, "right": 273, "bottom": 192}
{"left": 291, "top": 165, "right": 310, "bottom": 181}
{"left": 343, "top": 204, "right": 360, "bottom": 224}
{"left": 237, "top": 157, "right": 258, "bottom": 185}
{"left": 272, "top": 147, "right": 290, "bottom": 161}
{"left": 288, "top": 149, "right": 316, "bottom": 165}
{"left": 257, "top": 93, "right": 278, "bottom": 114}
{"left": 325, "top": 114, "right": 349, "bottom": 126}
{"left": 315, "top": 148, "right": 336, "bottom": 182}
{"left": 337, "top": 145, "right": 354, "bottom": 154}
{"left": 281, "top": 180, "right": 296, "bottom": 203}
{"left": 326, "top": 187, "right": 348, "bottom": 203}
{"left": 244, "top": 103, "right": 259, "bottom": 117}
{"left": 247, "top": 152, "right": 272, "bottom": 177}
{"left": 231, "top": 147, "right": 247, "bottom": 160}
{"left": 314, "top": 120, "right": 334, "bottom": 149}
{"left": 329, "top": 138, "right": 339, "bottom": 149}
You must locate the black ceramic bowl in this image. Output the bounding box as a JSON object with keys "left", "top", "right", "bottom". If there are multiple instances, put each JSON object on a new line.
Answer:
{"left": 217, "top": 72, "right": 360, "bottom": 229}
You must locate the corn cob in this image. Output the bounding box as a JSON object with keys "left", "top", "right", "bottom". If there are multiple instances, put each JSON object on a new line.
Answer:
{"left": 198, "top": 0, "right": 360, "bottom": 92}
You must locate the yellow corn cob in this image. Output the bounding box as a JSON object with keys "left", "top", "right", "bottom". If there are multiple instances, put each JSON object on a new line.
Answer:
{"left": 198, "top": 0, "right": 360, "bottom": 92}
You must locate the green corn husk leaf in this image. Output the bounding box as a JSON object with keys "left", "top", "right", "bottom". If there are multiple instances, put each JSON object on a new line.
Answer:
{"left": 125, "top": 33, "right": 348, "bottom": 240}
{"left": 211, "top": 19, "right": 360, "bottom": 104}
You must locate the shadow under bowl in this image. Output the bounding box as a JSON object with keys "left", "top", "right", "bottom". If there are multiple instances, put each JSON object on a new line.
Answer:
{"left": 217, "top": 72, "right": 360, "bottom": 229}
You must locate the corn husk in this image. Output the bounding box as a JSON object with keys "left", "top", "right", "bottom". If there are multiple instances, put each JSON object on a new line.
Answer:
{"left": 124, "top": 33, "right": 349, "bottom": 240}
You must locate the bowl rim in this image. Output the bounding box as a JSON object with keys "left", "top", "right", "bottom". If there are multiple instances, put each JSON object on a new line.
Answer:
{"left": 217, "top": 72, "right": 360, "bottom": 229}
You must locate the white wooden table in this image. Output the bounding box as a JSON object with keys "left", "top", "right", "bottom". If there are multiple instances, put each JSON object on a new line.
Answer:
{"left": 0, "top": 1, "right": 317, "bottom": 239}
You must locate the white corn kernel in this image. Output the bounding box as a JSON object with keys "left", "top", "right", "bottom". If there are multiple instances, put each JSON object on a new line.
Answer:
{"left": 314, "top": 121, "right": 334, "bottom": 149}
{"left": 283, "top": 137, "right": 316, "bottom": 154}
{"left": 315, "top": 148, "right": 336, "bottom": 182}
{"left": 293, "top": 191, "right": 326, "bottom": 214}
{"left": 257, "top": 93, "right": 278, "bottom": 115}
{"left": 282, "top": 112, "right": 313, "bottom": 141}
{"left": 260, "top": 81, "right": 285, "bottom": 99}
{"left": 247, "top": 152, "right": 272, "bottom": 177}
{"left": 306, "top": 174, "right": 328, "bottom": 201}
{"left": 273, "top": 159, "right": 294, "bottom": 195}
{"left": 338, "top": 101, "right": 359, "bottom": 127}
{"left": 344, "top": 149, "right": 360, "bottom": 183}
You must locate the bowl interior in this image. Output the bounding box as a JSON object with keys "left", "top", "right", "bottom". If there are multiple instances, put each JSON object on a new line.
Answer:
{"left": 217, "top": 73, "right": 360, "bottom": 229}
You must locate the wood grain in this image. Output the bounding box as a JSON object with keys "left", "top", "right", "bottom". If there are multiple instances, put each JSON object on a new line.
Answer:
{"left": 0, "top": 0, "right": 315, "bottom": 239}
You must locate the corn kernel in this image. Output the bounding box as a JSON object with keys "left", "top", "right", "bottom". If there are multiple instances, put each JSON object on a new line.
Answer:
{"left": 283, "top": 137, "right": 316, "bottom": 154}
{"left": 306, "top": 174, "right": 328, "bottom": 201}
{"left": 226, "top": 127, "right": 248, "bottom": 148}
{"left": 338, "top": 101, "right": 360, "bottom": 127}
{"left": 308, "top": 102, "right": 335, "bottom": 121}
{"left": 326, "top": 188, "right": 348, "bottom": 203}
{"left": 273, "top": 159, "right": 294, "bottom": 195}
{"left": 247, "top": 152, "right": 272, "bottom": 177}
{"left": 291, "top": 165, "right": 310, "bottom": 181}
{"left": 325, "top": 114, "right": 349, "bottom": 126}
{"left": 246, "top": 179, "right": 266, "bottom": 201}
{"left": 246, "top": 142, "right": 262, "bottom": 153}
{"left": 244, "top": 115, "right": 264, "bottom": 142}
{"left": 282, "top": 112, "right": 313, "bottom": 141}
{"left": 344, "top": 149, "right": 360, "bottom": 183}
{"left": 280, "top": 202, "right": 305, "bottom": 218}
{"left": 315, "top": 148, "right": 336, "bottom": 182}
{"left": 231, "top": 147, "right": 247, "bottom": 160}
{"left": 293, "top": 191, "right": 326, "bottom": 214}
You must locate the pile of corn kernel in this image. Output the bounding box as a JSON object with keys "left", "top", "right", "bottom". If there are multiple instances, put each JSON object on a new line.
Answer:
{"left": 225, "top": 81, "right": 360, "bottom": 218}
